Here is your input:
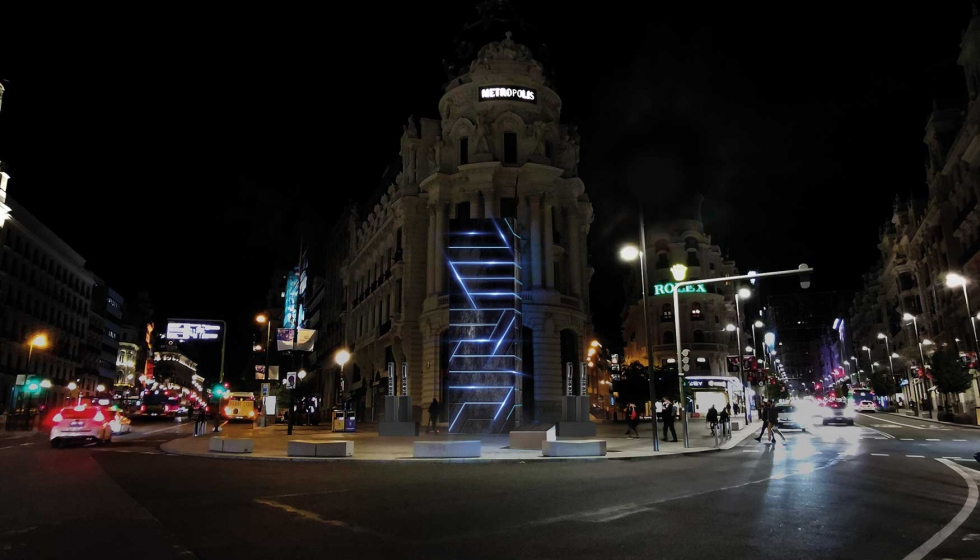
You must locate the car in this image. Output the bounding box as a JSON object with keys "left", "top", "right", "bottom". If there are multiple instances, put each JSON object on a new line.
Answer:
{"left": 49, "top": 405, "right": 112, "bottom": 448}
{"left": 855, "top": 400, "right": 877, "bottom": 413}
{"left": 773, "top": 404, "right": 807, "bottom": 431}
{"left": 819, "top": 400, "right": 855, "bottom": 426}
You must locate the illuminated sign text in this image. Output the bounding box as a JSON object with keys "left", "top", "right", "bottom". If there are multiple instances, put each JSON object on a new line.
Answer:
{"left": 479, "top": 86, "right": 536, "bottom": 103}
{"left": 653, "top": 282, "right": 707, "bottom": 296}
{"left": 166, "top": 322, "right": 221, "bottom": 341}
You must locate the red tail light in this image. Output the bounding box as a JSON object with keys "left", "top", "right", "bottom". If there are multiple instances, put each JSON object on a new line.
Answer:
{"left": 140, "top": 405, "right": 146, "bottom": 412}
{"left": 53, "top": 413, "right": 63, "bottom": 423}
{"left": 94, "top": 411, "right": 105, "bottom": 422}
{"left": 163, "top": 405, "right": 169, "bottom": 412}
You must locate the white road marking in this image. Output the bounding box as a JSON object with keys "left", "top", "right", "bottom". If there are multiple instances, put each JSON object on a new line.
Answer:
{"left": 871, "top": 453, "right": 889, "bottom": 457}
{"left": 901, "top": 438, "right": 914, "bottom": 441}
{"left": 863, "top": 414, "right": 927, "bottom": 430}
{"left": 942, "top": 457, "right": 964, "bottom": 460}
{"left": 0, "top": 446, "right": 12, "bottom": 450}
{"left": 131, "top": 423, "right": 194, "bottom": 437}
{"left": 742, "top": 450, "right": 760, "bottom": 453}
{"left": 953, "top": 439, "right": 967, "bottom": 442}
{"left": 255, "top": 499, "right": 377, "bottom": 534}
{"left": 902, "top": 459, "right": 979, "bottom": 560}
{"left": 906, "top": 455, "right": 925, "bottom": 458}
{"left": 856, "top": 422, "right": 896, "bottom": 439}
{"left": 20, "top": 442, "right": 32, "bottom": 446}
{"left": 926, "top": 439, "right": 941, "bottom": 442}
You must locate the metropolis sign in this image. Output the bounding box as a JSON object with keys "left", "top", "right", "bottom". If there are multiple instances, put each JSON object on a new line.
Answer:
{"left": 652, "top": 282, "right": 707, "bottom": 296}
{"left": 166, "top": 322, "right": 221, "bottom": 341}
{"left": 479, "top": 86, "right": 537, "bottom": 103}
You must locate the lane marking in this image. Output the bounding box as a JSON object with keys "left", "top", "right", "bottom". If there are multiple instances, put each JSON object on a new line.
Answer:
{"left": 255, "top": 499, "right": 377, "bottom": 535}
{"left": 742, "top": 450, "right": 761, "bottom": 453}
{"left": 942, "top": 457, "right": 965, "bottom": 460}
{"left": 131, "top": 423, "right": 196, "bottom": 437}
{"left": 902, "top": 459, "right": 979, "bottom": 560}
{"left": 855, "top": 421, "right": 896, "bottom": 439}
{"left": 901, "top": 438, "right": 914, "bottom": 441}
{"left": 871, "top": 453, "right": 889, "bottom": 457}
{"left": 20, "top": 442, "right": 33, "bottom": 447}
{"left": 953, "top": 439, "right": 967, "bottom": 442}
{"left": 926, "top": 439, "right": 941, "bottom": 442}
{"left": 0, "top": 446, "right": 12, "bottom": 450}
{"left": 262, "top": 489, "right": 354, "bottom": 500}
{"left": 863, "top": 414, "right": 927, "bottom": 430}
{"left": 906, "top": 455, "right": 925, "bottom": 458}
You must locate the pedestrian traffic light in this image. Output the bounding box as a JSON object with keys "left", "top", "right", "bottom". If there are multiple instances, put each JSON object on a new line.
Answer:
{"left": 213, "top": 384, "right": 225, "bottom": 398}
{"left": 25, "top": 379, "right": 40, "bottom": 394}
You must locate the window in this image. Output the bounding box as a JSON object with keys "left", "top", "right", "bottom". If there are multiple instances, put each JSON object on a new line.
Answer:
{"left": 545, "top": 141, "right": 554, "bottom": 163}
{"left": 693, "top": 329, "right": 705, "bottom": 343}
{"left": 662, "top": 331, "right": 675, "bottom": 344}
{"left": 690, "top": 302, "right": 702, "bottom": 320}
{"left": 661, "top": 303, "right": 673, "bottom": 322}
{"left": 459, "top": 137, "right": 469, "bottom": 166}
{"left": 395, "top": 280, "right": 403, "bottom": 313}
{"left": 503, "top": 132, "right": 518, "bottom": 164}
{"left": 500, "top": 197, "right": 517, "bottom": 218}
{"left": 455, "top": 201, "right": 470, "bottom": 220}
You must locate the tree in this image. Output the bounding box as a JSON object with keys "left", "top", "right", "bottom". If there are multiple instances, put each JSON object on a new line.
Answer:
{"left": 868, "top": 367, "right": 896, "bottom": 401}
{"left": 929, "top": 346, "right": 972, "bottom": 413}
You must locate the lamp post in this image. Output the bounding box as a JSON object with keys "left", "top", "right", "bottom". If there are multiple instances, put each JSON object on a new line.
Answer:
{"left": 946, "top": 273, "right": 980, "bottom": 355}
{"left": 620, "top": 236, "right": 660, "bottom": 452}
{"left": 734, "top": 286, "right": 752, "bottom": 424}
{"left": 22, "top": 334, "right": 48, "bottom": 424}
{"left": 861, "top": 345, "right": 873, "bottom": 380}
{"left": 752, "top": 321, "right": 764, "bottom": 359}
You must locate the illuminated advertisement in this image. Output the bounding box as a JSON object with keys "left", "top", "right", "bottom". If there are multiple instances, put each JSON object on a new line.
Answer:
{"left": 166, "top": 322, "right": 221, "bottom": 340}
{"left": 652, "top": 282, "right": 707, "bottom": 296}
{"left": 479, "top": 86, "right": 536, "bottom": 103}
{"left": 446, "top": 218, "right": 523, "bottom": 433}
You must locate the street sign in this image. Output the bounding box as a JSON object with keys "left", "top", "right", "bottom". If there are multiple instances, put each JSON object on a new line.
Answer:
{"left": 401, "top": 362, "right": 408, "bottom": 396}
{"left": 387, "top": 362, "right": 395, "bottom": 396}
{"left": 285, "top": 372, "right": 297, "bottom": 389}
{"left": 261, "top": 383, "right": 270, "bottom": 398}
{"left": 566, "top": 362, "right": 573, "bottom": 396}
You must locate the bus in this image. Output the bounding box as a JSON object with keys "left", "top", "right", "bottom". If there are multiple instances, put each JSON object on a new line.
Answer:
{"left": 137, "top": 389, "right": 181, "bottom": 418}
{"left": 222, "top": 392, "right": 256, "bottom": 422}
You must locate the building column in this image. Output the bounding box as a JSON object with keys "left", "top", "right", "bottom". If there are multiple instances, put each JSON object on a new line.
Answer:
{"left": 469, "top": 192, "right": 482, "bottom": 220}
{"left": 529, "top": 194, "right": 542, "bottom": 288}
{"left": 435, "top": 203, "right": 446, "bottom": 295}
{"left": 533, "top": 322, "right": 562, "bottom": 423}
{"left": 543, "top": 197, "right": 555, "bottom": 289}
{"left": 484, "top": 190, "right": 497, "bottom": 218}
{"left": 567, "top": 204, "right": 582, "bottom": 297}
{"left": 426, "top": 205, "right": 436, "bottom": 296}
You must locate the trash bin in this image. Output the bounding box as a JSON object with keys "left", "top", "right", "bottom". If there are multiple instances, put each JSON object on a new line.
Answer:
{"left": 344, "top": 415, "right": 357, "bottom": 432}
{"left": 332, "top": 410, "right": 346, "bottom": 432}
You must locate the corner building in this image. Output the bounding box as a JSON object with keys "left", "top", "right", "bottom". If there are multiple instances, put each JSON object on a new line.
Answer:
{"left": 341, "top": 35, "right": 593, "bottom": 428}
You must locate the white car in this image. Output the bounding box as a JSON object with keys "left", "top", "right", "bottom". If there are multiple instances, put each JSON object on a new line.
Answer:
{"left": 855, "top": 400, "right": 877, "bottom": 413}
{"left": 50, "top": 405, "right": 112, "bottom": 448}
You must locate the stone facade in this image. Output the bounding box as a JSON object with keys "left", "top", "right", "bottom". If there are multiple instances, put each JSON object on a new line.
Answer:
{"left": 340, "top": 34, "right": 594, "bottom": 426}
{"left": 621, "top": 218, "right": 738, "bottom": 380}
{"left": 849, "top": 10, "right": 980, "bottom": 418}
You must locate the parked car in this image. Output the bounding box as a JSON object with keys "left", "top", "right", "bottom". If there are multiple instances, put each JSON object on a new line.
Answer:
{"left": 50, "top": 405, "right": 112, "bottom": 448}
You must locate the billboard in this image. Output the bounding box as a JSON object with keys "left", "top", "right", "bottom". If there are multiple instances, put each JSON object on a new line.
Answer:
{"left": 166, "top": 322, "right": 221, "bottom": 341}
{"left": 282, "top": 269, "right": 306, "bottom": 329}
{"left": 276, "top": 328, "right": 316, "bottom": 352}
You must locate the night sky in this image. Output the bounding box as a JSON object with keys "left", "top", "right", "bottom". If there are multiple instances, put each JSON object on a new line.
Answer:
{"left": 0, "top": 3, "right": 974, "bottom": 379}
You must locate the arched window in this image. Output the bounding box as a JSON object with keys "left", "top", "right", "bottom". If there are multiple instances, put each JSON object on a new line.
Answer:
{"left": 662, "top": 331, "right": 675, "bottom": 345}
{"left": 690, "top": 302, "right": 702, "bottom": 320}
{"left": 693, "top": 330, "right": 705, "bottom": 343}
{"left": 661, "top": 303, "right": 673, "bottom": 322}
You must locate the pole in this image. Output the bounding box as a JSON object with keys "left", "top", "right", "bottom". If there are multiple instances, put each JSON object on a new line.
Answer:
{"left": 260, "top": 320, "right": 271, "bottom": 428}
{"left": 669, "top": 266, "right": 814, "bottom": 449}
{"left": 673, "top": 284, "right": 688, "bottom": 448}
{"left": 963, "top": 285, "right": 980, "bottom": 355}
{"left": 638, "top": 214, "right": 659, "bottom": 452}
{"left": 288, "top": 239, "right": 303, "bottom": 436}
{"left": 735, "top": 294, "right": 749, "bottom": 425}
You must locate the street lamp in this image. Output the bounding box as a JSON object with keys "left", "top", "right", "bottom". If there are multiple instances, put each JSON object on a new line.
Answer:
{"left": 255, "top": 313, "right": 273, "bottom": 382}
{"left": 297, "top": 369, "right": 307, "bottom": 380}
{"left": 946, "top": 273, "right": 980, "bottom": 355}
{"left": 752, "top": 320, "right": 764, "bottom": 359}
{"left": 861, "top": 345, "right": 872, "bottom": 375}
{"left": 620, "top": 238, "right": 660, "bottom": 452}
{"left": 27, "top": 333, "right": 49, "bottom": 373}
{"left": 725, "top": 323, "right": 736, "bottom": 332}
{"left": 733, "top": 286, "right": 751, "bottom": 424}
{"left": 903, "top": 312, "right": 926, "bottom": 369}
{"left": 335, "top": 349, "right": 351, "bottom": 371}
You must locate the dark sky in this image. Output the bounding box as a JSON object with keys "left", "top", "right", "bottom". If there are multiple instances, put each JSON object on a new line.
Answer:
{"left": 0, "top": 3, "right": 974, "bottom": 378}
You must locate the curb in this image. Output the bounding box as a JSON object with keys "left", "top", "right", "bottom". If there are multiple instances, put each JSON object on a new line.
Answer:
{"left": 159, "top": 439, "right": 739, "bottom": 464}
{"left": 885, "top": 412, "right": 980, "bottom": 430}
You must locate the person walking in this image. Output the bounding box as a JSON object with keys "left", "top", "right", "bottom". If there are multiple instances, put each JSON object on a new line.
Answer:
{"left": 719, "top": 405, "right": 731, "bottom": 437}
{"left": 768, "top": 401, "right": 786, "bottom": 444}
{"left": 662, "top": 398, "right": 678, "bottom": 442}
{"left": 733, "top": 402, "right": 740, "bottom": 416}
{"left": 194, "top": 405, "right": 206, "bottom": 436}
{"left": 706, "top": 404, "right": 718, "bottom": 436}
{"left": 624, "top": 404, "right": 640, "bottom": 438}
{"left": 426, "top": 398, "right": 441, "bottom": 434}
{"left": 754, "top": 401, "right": 771, "bottom": 442}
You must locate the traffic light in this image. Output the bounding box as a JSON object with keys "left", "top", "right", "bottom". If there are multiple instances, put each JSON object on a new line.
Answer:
{"left": 25, "top": 379, "right": 40, "bottom": 394}
{"left": 213, "top": 384, "right": 226, "bottom": 398}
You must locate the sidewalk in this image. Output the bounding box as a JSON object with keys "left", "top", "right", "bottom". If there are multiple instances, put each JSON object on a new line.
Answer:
{"left": 160, "top": 418, "right": 763, "bottom": 463}
{"left": 886, "top": 412, "right": 980, "bottom": 430}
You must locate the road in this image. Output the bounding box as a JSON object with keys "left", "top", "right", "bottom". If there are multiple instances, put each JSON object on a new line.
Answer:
{"left": 1, "top": 413, "right": 978, "bottom": 560}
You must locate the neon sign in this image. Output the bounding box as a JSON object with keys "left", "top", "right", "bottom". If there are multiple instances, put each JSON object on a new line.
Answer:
{"left": 652, "top": 282, "right": 707, "bottom": 296}
{"left": 166, "top": 322, "right": 221, "bottom": 340}
{"left": 479, "top": 86, "right": 536, "bottom": 103}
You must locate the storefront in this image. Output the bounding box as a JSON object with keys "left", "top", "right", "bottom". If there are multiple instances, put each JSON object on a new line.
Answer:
{"left": 684, "top": 376, "right": 745, "bottom": 417}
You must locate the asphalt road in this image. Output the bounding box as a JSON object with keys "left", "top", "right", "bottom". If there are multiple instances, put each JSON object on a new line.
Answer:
{"left": 1, "top": 414, "right": 978, "bottom": 560}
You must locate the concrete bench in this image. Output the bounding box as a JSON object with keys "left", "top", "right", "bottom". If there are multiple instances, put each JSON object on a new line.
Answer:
{"left": 542, "top": 440, "right": 606, "bottom": 457}
{"left": 413, "top": 440, "right": 481, "bottom": 458}
{"left": 287, "top": 440, "right": 354, "bottom": 457}
{"left": 209, "top": 437, "right": 253, "bottom": 453}
{"left": 509, "top": 425, "right": 556, "bottom": 450}
{"left": 730, "top": 419, "right": 744, "bottom": 431}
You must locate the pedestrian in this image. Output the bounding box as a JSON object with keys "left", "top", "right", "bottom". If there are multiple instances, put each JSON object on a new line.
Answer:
{"left": 706, "top": 404, "right": 718, "bottom": 436}
{"left": 661, "top": 398, "right": 678, "bottom": 442}
{"left": 733, "top": 402, "right": 740, "bottom": 416}
{"left": 425, "top": 398, "right": 441, "bottom": 434}
{"left": 624, "top": 404, "right": 639, "bottom": 438}
{"left": 754, "top": 401, "right": 771, "bottom": 442}
{"left": 720, "top": 404, "right": 731, "bottom": 436}
{"left": 768, "top": 401, "right": 786, "bottom": 443}
{"left": 194, "top": 405, "right": 206, "bottom": 436}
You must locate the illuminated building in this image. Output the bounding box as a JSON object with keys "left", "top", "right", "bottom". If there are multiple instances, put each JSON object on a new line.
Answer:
{"left": 82, "top": 277, "right": 123, "bottom": 396}
{"left": 621, "top": 214, "right": 740, "bottom": 386}
{"left": 152, "top": 347, "right": 198, "bottom": 389}
{"left": 340, "top": 32, "right": 594, "bottom": 428}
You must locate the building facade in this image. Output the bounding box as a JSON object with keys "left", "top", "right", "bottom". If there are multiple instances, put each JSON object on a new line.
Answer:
{"left": 621, "top": 217, "right": 739, "bottom": 382}
{"left": 340, "top": 34, "right": 594, "bottom": 427}
{"left": 83, "top": 277, "right": 123, "bottom": 397}
{"left": 0, "top": 196, "right": 95, "bottom": 412}
{"left": 849, "top": 9, "right": 980, "bottom": 418}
